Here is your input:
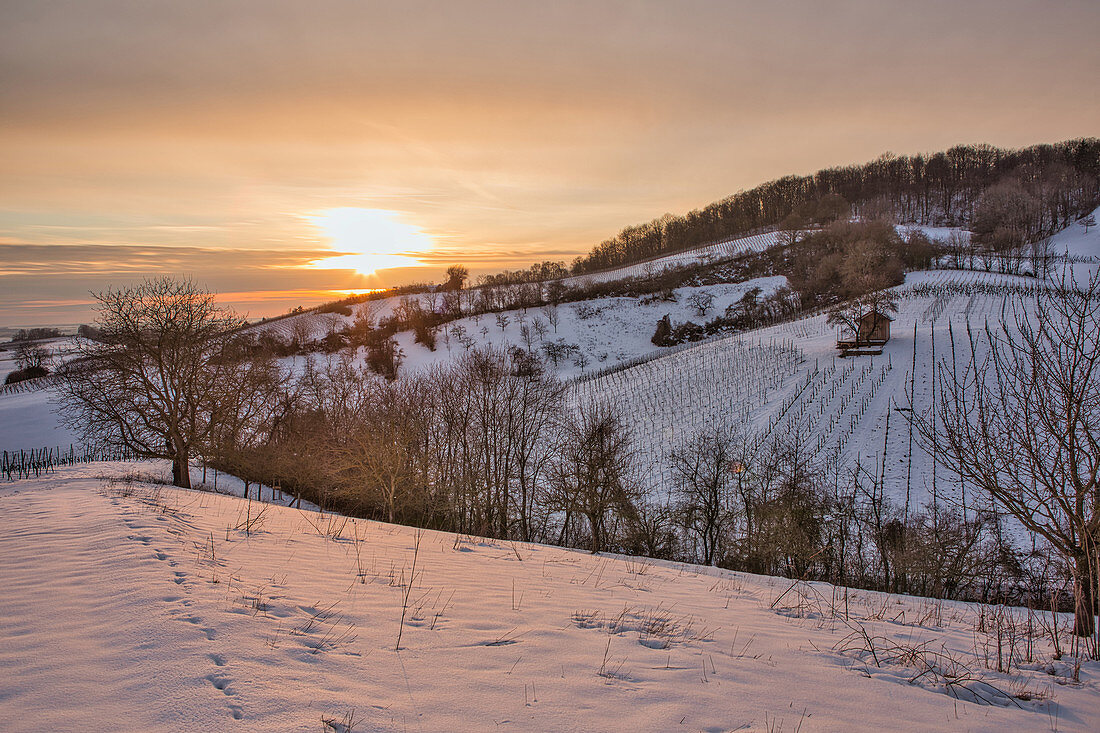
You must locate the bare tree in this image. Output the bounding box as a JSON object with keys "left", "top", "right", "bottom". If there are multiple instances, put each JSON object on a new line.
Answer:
{"left": 289, "top": 317, "right": 312, "bottom": 351}
{"left": 946, "top": 230, "right": 969, "bottom": 269}
{"left": 531, "top": 316, "right": 549, "bottom": 342}
{"left": 777, "top": 211, "right": 805, "bottom": 248}
{"left": 56, "top": 278, "right": 246, "bottom": 488}
{"left": 549, "top": 402, "right": 638, "bottom": 552}
{"left": 910, "top": 268, "right": 1100, "bottom": 641}
{"left": 542, "top": 305, "right": 560, "bottom": 333}
{"left": 445, "top": 264, "right": 469, "bottom": 290}
{"left": 335, "top": 375, "right": 433, "bottom": 522}
{"left": 205, "top": 346, "right": 300, "bottom": 498}
{"left": 1030, "top": 236, "right": 1056, "bottom": 279}
{"left": 14, "top": 342, "right": 52, "bottom": 372}
{"left": 669, "top": 427, "right": 739, "bottom": 565}
{"left": 687, "top": 290, "right": 715, "bottom": 318}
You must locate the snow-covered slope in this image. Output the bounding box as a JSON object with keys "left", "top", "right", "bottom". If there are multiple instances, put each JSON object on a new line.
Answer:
{"left": 2, "top": 466, "right": 1096, "bottom": 732}
{"left": 392, "top": 277, "right": 788, "bottom": 380}
{"left": 573, "top": 269, "right": 1037, "bottom": 513}
{"left": 560, "top": 231, "right": 782, "bottom": 288}
{"left": 242, "top": 230, "right": 785, "bottom": 349}
{"left": 571, "top": 208, "right": 1100, "bottom": 511}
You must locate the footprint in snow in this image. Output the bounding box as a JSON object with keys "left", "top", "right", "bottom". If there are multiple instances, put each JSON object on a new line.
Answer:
{"left": 206, "top": 674, "right": 232, "bottom": 693}
{"left": 205, "top": 673, "right": 244, "bottom": 720}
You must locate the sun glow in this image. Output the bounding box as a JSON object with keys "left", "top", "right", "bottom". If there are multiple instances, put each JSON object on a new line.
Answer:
{"left": 305, "top": 208, "right": 433, "bottom": 276}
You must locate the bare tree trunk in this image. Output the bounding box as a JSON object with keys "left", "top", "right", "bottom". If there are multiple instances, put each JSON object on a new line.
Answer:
{"left": 1075, "top": 551, "right": 1097, "bottom": 637}
{"left": 173, "top": 452, "right": 191, "bottom": 489}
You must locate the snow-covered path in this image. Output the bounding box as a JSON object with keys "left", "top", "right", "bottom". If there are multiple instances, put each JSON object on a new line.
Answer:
{"left": 2, "top": 466, "right": 1098, "bottom": 731}
{"left": 0, "top": 473, "right": 241, "bottom": 730}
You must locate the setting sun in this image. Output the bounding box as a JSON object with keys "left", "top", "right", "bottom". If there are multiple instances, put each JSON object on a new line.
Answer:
{"left": 305, "top": 208, "right": 433, "bottom": 275}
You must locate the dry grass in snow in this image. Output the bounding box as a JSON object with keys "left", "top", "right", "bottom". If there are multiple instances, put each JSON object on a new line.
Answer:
{"left": 1, "top": 464, "right": 1098, "bottom": 732}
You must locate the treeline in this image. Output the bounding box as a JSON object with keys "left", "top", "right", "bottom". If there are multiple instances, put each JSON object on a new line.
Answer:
{"left": 572, "top": 138, "right": 1100, "bottom": 274}
{"left": 477, "top": 260, "right": 570, "bottom": 288}
{"left": 9, "top": 327, "right": 62, "bottom": 342}
{"left": 209, "top": 346, "right": 1059, "bottom": 608}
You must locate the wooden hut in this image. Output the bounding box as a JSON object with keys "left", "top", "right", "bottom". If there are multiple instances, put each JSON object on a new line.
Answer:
{"left": 856, "top": 309, "right": 892, "bottom": 344}
{"left": 837, "top": 309, "right": 892, "bottom": 356}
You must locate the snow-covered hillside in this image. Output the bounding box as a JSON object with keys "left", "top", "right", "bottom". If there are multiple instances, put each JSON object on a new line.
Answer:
{"left": 571, "top": 209, "right": 1100, "bottom": 512}
{"left": 4, "top": 210, "right": 1098, "bottom": 505}
{"left": 559, "top": 231, "right": 782, "bottom": 288}
{"left": 2, "top": 466, "right": 1096, "bottom": 732}
{"left": 571, "top": 269, "right": 1038, "bottom": 510}
{"left": 241, "top": 230, "right": 786, "bottom": 350}
{"left": 391, "top": 277, "right": 788, "bottom": 380}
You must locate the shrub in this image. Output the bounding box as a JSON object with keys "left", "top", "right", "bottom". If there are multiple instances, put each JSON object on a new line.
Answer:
{"left": 4, "top": 365, "right": 49, "bottom": 385}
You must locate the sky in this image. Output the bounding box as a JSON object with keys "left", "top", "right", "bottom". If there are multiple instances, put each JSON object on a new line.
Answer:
{"left": 1, "top": 0, "right": 1097, "bottom": 328}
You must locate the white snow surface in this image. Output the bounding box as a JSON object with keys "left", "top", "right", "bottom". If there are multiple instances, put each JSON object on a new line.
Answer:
{"left": 243, "top": 230, "right": 785, "bottom": 350}
{"left": 558, "top": 231, "right": 782, "bottom": 288}
{"left": 0, "top": 388, "right": 80, "bottom": 452}
{"left": 2, "top": 466, "right": 1097, "bottom": 732}
{"left": 390, "top": 276, "right": 789, "bottom": 380}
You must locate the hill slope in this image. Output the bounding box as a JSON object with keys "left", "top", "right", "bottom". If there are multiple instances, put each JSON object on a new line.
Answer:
{"left": 571, "top": 209, "right": 1100, "bottom": 513}
{"left": 1, "top": 465, "right": 1097, "bottom": 731}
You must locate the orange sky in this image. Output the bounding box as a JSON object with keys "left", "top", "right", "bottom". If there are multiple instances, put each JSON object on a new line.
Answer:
{"left": 2, "top": 0, "right": 1098, "bottom": 327}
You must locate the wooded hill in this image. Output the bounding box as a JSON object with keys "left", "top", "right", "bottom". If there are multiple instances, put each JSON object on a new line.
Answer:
{"left": 571, "top": 138, "right": 1100, "bottom": 274}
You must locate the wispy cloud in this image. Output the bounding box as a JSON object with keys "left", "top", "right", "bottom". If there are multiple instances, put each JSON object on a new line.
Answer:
{"left": 1, "top": 0, "right": 1097, "bottom": 326}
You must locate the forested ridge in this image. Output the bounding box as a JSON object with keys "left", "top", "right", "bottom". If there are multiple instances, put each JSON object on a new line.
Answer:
{"left": 572, "top": 138, "right": 1100, "bottom": 274}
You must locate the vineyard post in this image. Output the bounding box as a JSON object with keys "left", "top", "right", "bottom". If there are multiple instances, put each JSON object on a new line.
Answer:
{"left": 905, "top": 321, "right": 917, "bottom": 522}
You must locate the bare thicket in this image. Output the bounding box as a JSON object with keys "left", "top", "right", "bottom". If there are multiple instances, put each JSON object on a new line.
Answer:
{"left": 669, "top": 427, "right": 741, "bottom": 565}
{"left": 548, "top": 401, "right": 640, "bottom": 553}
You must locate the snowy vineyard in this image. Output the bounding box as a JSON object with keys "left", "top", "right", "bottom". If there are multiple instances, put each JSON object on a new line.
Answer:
{"left": 570, "top": 334, "right": 803, "bottom": 498}
{"left": 560, "top": 230, "right": 781, "bottom": 287}
{"left": 557, "top": 264, "right": 1060, "bottom": 520}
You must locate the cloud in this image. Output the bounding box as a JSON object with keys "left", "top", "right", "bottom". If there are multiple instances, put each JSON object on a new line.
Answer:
{"left": 1, "top": 0, "right": 1097, "bottom": 326}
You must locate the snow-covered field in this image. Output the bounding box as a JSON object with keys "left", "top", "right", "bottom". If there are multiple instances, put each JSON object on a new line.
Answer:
{"left": 2, "top": 465, "right": 1097, "bottom": 732}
